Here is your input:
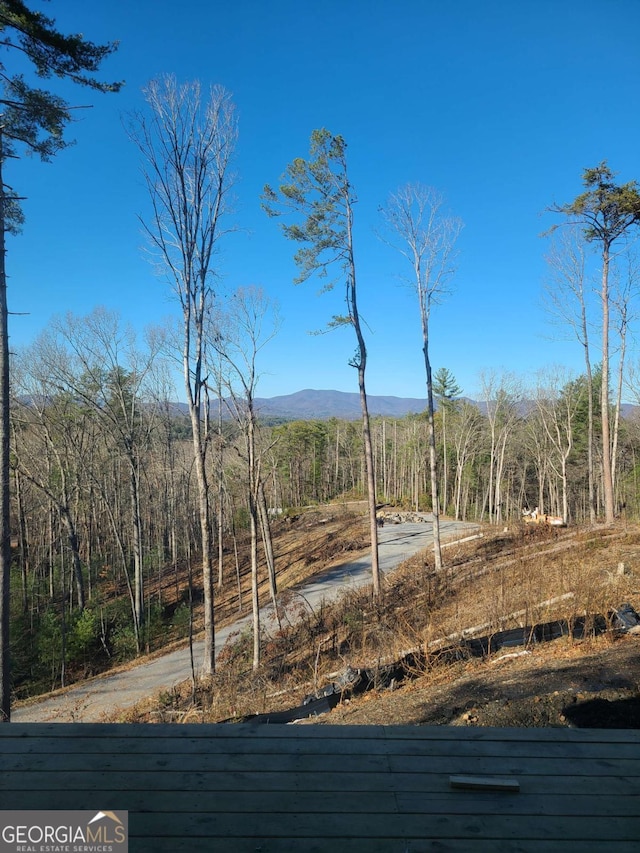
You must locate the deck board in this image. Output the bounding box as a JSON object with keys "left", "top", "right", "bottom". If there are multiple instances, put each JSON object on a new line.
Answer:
{"left": 3, "top": 721, "right": 639, "bottom": 740}
{"left": 127, "top": 842, "right": 640, "bottom": 853}
{"left": 3, "top": 751, "right": 637, "bottom": 776}
{"left": 0, "top": 789, "right": 636, "bottom": 817}
{"left": 0, "top": 723, "right": 638, "bottom": 851}
{"left": 1, "top": 733, "right": 635, "bottom": 759}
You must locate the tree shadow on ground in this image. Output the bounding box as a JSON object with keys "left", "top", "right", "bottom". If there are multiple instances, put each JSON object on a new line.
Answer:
{"left": 563, "top": 697, "right": 640, "bottom": 728}
{"left": 407, "top": 640, "right": 640, "bottom": 728}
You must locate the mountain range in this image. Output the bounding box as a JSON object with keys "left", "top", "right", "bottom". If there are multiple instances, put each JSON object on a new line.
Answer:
{"left": 172, "top": 389, "right": 639, "bottom": 422}
{"left": 251, "top": 389, "right": 428, "bottom": 420}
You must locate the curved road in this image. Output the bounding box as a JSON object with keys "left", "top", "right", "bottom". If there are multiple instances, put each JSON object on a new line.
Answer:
{"left": 12, "top": 518, "right": 478, "bottom": 722}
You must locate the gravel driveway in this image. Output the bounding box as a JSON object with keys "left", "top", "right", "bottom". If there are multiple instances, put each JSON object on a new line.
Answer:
{"left": 12, "top": 518, "right": 478, "bottom": 722}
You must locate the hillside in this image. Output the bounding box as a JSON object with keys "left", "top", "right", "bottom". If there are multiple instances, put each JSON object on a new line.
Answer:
{"left": 319, "top": 631, "right": 640, "bottom": 728}
{"left": 113, "top": 514, "right": 640, "bottom": 728}
{"left": 168, "top": 389, "right": 640, "bottom": 422}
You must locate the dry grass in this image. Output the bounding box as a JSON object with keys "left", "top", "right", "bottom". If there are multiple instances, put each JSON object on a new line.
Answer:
{"left": 116, "top": 516, "right": 640, "bottom": 724}
{"left": 142, "top": 502, "right": 370, "bottom": 647}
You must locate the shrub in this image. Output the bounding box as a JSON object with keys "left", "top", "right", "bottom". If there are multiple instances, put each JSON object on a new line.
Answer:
{"left": 66, "top": 609, "right": 102, "bottom": 666}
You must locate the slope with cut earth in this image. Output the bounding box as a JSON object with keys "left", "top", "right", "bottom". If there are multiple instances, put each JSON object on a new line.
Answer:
{"left": 12, "top": 513, "right": 477, "bottom": 722}
{"left": 314, "top": 633, "right": 640, "bottom": 729}
{"left": 194, "top": 521, "right": 640, "bottom": 729}
{"left": 14, "top": 514, "right": 640, "bottom": 729}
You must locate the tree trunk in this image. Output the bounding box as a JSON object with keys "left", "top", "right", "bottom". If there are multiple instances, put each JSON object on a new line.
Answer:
{"left": 601, "top": 243, "right": 615, "bottom": 524}
{"left": 611, "top": 298, "right": 628, "bottom": 497}
{"left": 441, "top": 405, "right": 448, "bottom": 516}
{"left": 0, "top": 130, "right": 11, "bottom": 721}
{"left": 129, "top": 461, "right": 144, "bottom": 646}
{"left": 347, "top": 210, "right": 380, "bottom": 598}
{"left": 580, "top": 293, "right": 596, "bottom": 524}
{"left": 358, "top": 361, "right": 381, "bottom": 597}
{"left": 217, "top": 388, "right": 225, "bottom": 589}
{"left": 247, "top": 416, "right": 261, "bottom": 671}
{"left": 15, "top": 469, "right": 28, "bottom": 615}
{"left": 422, "top": 326, "right": 442, "bottom": 572}
{"left": 258, "top": 479, "right": 278, "bottom": 619}
{"left": 184, "top": 308, "right": 215, "bottom": 676}
{"left": 190, "top": 409, "right": 214, "bottom": 674}
{"left": 102, "top": 485, "right": 140, "bottom": 654}
{"left": 59, "top": 505, "right": 85, "bottom": 612}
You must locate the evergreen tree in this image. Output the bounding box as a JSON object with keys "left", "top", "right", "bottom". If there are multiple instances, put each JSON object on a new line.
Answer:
{"left": 263, "top": 129, "right": 381, "bottom": 597}
{"left": 551, "top": 163, "right": 640, "bottom": 523}
{"left": 0, "top": 0, "right": 121, "bottom": 721}
{"left": 434, "top": 367, "right": 462, "bottom": 514}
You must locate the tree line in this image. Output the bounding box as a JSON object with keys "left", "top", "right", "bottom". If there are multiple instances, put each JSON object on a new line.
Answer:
{"left": 8, "top": 316, "right": 640, "bottom": 698}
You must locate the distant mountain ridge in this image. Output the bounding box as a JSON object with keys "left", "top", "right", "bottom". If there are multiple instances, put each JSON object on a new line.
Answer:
{"left": 252, "top": 389, "right": 428, "bottom": 420}
{"left": 169, "top": 389, "right": 640, "bottom": 422}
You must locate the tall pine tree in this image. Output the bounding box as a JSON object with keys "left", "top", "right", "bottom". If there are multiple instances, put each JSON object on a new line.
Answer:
{"left": 0, "top": 0, "right": 121, "bottom": 721}
{"left": 263, "top": 130, "right": 381, "bottom": 597}
{"left": 551, "top": 163, "right": 640, "bottom": 524}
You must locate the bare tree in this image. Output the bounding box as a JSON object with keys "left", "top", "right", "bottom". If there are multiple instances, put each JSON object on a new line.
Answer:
{"left": 611, "top": 254, "right": 638, "bottom": 496}
{"left": 45, "top": 308, "right": 160, "bottom": 654}
{"left": 534, "top": 369, "right": 582, "bottom": 525}
{"left": 544, "top": 228, "right": 596, "bottom": 523}
{"left": 212, "top": 286, "right": 279, "bottom": 670}
{"left": 380, "top": 184, "right": 462, "bottom": 570}
{"left": 524, "top": 405, "right": 553, "bottom": 516}
{"left": 129, "top": 75, "right": 237, "bottom": 674}
{"left": 12, "top": 343, "right": 92, "bottom": 612}
{"left": 450, "top": 401, "right": 484, "bottom": 521}
{"left": 550, "top": 162, "right": 640, "bottom": 523}
{"left": 480, "top": 372, "right": 521, "bottom": 524}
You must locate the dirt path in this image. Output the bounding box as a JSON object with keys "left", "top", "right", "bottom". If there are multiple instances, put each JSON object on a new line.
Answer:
{"left": 12, "top": 518, "right": 478, "bottom": 722}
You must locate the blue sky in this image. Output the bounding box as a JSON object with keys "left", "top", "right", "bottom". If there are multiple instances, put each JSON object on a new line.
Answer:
{"left": 5, "top": 0, "right": 640, "bottom": 401}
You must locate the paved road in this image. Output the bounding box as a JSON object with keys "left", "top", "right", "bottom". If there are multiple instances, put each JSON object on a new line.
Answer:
{"left": 12, "top": 518, "right": 478, "bottom": 722}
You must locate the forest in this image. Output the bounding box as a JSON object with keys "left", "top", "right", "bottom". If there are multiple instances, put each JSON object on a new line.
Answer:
{"left": 1, "top": 5, "right": 640, "bottom": 718}
{"left": 8, "top": 311, "right": 640, "bottom": 701}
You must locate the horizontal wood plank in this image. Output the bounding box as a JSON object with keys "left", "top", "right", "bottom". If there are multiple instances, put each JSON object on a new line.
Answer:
{"left": 0, "top": 723, "right": 638, "bottom": 848}
{"left": 381, "top": 725, "right": 640, "bottom": 743}
{"left": 128, "top": 810, "right": 640, "bottom": 840}
{"left": 0, "top": 733, "right": 636, "bottom": 761}
{"left": 123, "top": 840, "right": 640, "bottom": 853}
{"left": 3, "top": 721, "right": 639, "bottom": 742}
{"left": 0, "top": 788, "right": 636, "bottom": 818}
{"left": 0, "top": 750, "right": 392, "bottom": 773}
{"left": 387, "top": 753, "right": 640, "bottom": 776}
{"left": 3, "top": 769, "right": 638, "bottom": 796}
